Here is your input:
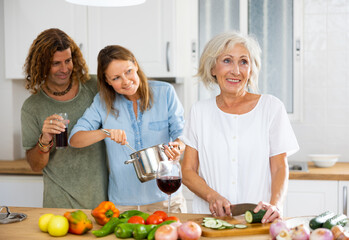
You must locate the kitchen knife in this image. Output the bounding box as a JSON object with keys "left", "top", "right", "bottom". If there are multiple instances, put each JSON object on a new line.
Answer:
{"left": 230, "top": 203, "right": 258, "bottom": 216}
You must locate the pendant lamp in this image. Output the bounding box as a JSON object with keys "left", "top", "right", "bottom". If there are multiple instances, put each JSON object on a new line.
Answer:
{"left": 65, "top": 0, "right": 146, "bottom": 7}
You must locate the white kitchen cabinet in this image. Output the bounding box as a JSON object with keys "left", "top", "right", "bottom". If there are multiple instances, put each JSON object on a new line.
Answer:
{"left": 4, "top": 0, "right": 87, "bottom": 79}
{"left": 4, "top": 0, "right": 178, "bottom": 79}
{"left": 86, "top": 0, "right": 177, "bottom": 77}
{"left": 0, "top": 175, "right": 43, "bottom": 207}
{"left": 283, "top": 180, "right": 338, "bottom": 218}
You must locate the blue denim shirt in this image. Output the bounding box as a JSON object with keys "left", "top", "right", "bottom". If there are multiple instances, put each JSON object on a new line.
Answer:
{"left": 69, "top": 81, "right": 184, "bottom": 205}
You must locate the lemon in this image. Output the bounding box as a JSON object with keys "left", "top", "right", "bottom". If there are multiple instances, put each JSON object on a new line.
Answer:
{"left": 38, "top": 213, "right": 55, "bottom": 232}
{"left": 47, "top": 215, "right": 69, "bottom": 237}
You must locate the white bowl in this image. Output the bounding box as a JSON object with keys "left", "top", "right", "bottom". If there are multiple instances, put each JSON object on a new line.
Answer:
{"left": 308, "top": 154, "right": 340, "bottom": 168}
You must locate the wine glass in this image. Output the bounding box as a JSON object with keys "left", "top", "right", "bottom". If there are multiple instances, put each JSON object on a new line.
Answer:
{"left": 156, "top": 160, "right": 182, "bottom": 213}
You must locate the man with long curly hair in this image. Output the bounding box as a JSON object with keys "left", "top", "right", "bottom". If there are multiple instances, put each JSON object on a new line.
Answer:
{"left": 21, "top": 28, "right": 108, "bottom": 209}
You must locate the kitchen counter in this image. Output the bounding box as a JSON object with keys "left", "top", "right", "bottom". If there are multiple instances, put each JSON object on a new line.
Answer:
{"left": 0, "top": 159, "right": 42, "bottom": 175}
{"left": 1, "top": 159, "right": 349, "bottom": 180}
{"left": 289, "top": 162, "right": 349, "bottom": 180}
{"left": 0, "top": 206, "right": 271, "bottom": 240}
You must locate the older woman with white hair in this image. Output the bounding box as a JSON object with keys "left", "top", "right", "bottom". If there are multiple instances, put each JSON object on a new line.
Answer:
{"left": 181, "top": 32, "right": 299, "bottom": 223}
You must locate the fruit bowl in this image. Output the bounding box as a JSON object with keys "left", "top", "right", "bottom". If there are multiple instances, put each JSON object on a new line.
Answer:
{"left": 308, "top": 154, "right": 340, "bottom": 168}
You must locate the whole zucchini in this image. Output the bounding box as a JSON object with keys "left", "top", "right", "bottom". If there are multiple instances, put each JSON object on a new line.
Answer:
{"left": 309, "top": 211, "right": 336, "bottom": 230}
{"left": 245, "top": 209, "right": 266, "bottom": 224}
{"left": 323, "top": 214, "right": 348, "bottom": 230}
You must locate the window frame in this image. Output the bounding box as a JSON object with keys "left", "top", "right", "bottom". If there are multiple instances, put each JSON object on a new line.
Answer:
{"left": 239, "top": 0, "right": 303, "bottom": 122}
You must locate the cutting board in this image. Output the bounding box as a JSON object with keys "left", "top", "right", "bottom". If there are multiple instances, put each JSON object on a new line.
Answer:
{"left": 192, "top": 215, "right": 271, "bottom": 237}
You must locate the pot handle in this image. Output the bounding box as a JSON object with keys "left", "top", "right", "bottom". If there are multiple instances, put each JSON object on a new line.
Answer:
{"left": 124, "top": 158, "right": 137, "bottom": 164}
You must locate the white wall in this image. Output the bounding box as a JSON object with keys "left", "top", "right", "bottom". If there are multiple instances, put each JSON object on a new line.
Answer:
{"left": 289, "top": 0, "right": 349, "bottom": 162}
{"left": 0, "top": 1, "right": 15, "bottom": 160}
{"left": 0, "top": 0, "right": 30, "bottom": 160}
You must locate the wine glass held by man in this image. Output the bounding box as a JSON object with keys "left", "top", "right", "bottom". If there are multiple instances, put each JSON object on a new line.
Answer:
{"left": 180, "top": 31, "right": 299, "bottom": 223}
{"left": 21, "top": 28, "right": 108, "bottom": 209}
{"left": 69, "top": 45, "right": 187, "bottom": 213}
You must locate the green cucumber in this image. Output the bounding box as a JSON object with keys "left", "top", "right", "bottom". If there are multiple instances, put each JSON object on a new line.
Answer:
{"left": 323, "top": 214, "right": 348, "bottom": 230}
{"left": 244, "top": 209, "right": 266, "bottom": 224}
{"left": 309, "top": 211, "right": 336, "bottom": 230}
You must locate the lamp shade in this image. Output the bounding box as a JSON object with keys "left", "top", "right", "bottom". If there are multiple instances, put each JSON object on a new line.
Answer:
{"left": 65, "top": 0, "right": 146, "bottom": 7}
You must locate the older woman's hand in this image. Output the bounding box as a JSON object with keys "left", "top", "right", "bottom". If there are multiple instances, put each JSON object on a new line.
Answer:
{"left": 164, "top": 142, "right": 181, "bottom": 160}
{"left": 207, "top": 193, "right": 232, "bottom": 217}
{"left": 254, "top": 201, "right": 281, "bottom": 223}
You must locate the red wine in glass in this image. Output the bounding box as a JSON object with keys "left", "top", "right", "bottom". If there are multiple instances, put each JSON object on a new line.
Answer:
{"left": 55, "top": 113, "right": 68, "bottom": 149}
{"left": 156, "top": 160, "right": 181, "bottom": 213}
{"left": 156, "top": 176, "right": 182, "bottom": 195}
{"left": 56, "top": 128, "right": 68, "bottom": 149}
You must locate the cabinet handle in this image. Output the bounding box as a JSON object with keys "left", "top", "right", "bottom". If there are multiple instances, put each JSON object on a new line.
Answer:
{"left": 166, "top": 41, "right": 170, "bottom": 72}
{"left": 79, "top": 43, "right": 83, "bottom": 51}
{"left": 344, "top": 186, "right": 347, "bottom": 215}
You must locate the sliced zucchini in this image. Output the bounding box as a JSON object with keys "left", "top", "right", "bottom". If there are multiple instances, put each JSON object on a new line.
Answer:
{"left": 202, "top": 218, "right": 235, "bottom": 230}
{"left": 204, "top": 219, "right": 222, "bottom": 229}
{"left": 223, "top": 224, "right": 234, "bottom": 229}
{"left": 309, "top": 211, "right": 336, "bottom": 230}
{"left": 245, "top": 209, "right": 266, "bottom": 224}
{"left": 221, "top": 221, "right": 234, "bottom": 228}
{"left": 235, "top": 224, "right": 247, "bottom": 229}
{"left": 204, "top": 219, "right": 219, "bottom": 228}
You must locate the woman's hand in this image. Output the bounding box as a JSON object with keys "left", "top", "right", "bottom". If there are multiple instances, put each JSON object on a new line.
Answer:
{"left": 41, "top": 114, "right": 69, "bottom": 144}
{"left": 105, "top": 129, "right": 128, "bottom": 145}
{"left": 164, "top": 142, "right": 181, "bottom": 160}
{"left": 207, "top": 192, "right": 232, "bottom": 217}
{"left": 254, "top": 201, "right": 281, "bottom": 223}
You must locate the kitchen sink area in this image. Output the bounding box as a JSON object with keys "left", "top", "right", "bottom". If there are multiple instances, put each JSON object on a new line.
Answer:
{"left": 288, "top": 161, "right": 308, "bottom": 172}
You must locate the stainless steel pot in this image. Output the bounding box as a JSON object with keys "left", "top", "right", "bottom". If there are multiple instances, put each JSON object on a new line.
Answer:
{"left": 99, "top": 129, "right": 169, "bottom": 183}
{"left": 124, "top": 144, "right": 169, "bottom": 183}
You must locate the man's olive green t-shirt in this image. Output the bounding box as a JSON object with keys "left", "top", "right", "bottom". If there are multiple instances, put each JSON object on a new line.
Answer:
{"left": 21, "top": 77, "right": 108, "bottom": 209}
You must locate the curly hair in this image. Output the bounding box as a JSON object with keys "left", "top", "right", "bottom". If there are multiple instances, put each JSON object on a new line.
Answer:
{"left": 97, "top": 45, "right": 153, "bottom": 118}
{"left": 23, "top": 28, "right": 90, "bottom": 94}
{"left": 197, "top": 31, "right": 261, "bottom": 93}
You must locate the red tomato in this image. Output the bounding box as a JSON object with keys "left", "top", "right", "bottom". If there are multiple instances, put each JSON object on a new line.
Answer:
{"left": 146, "top": 214, "right": 164, "bottom": 225}
{"left": 153, "top": 211, "right": 168, "bottom": 221}
{"left": 164, "top": 216, "right": 180, "bottom": 222}
{"left": 127, "top": 216, "right": 145, "bottom": 224}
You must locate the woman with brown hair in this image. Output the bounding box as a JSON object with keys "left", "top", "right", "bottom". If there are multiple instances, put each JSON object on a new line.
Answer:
{"left": 69, "top": 45, "right": 186, "bottom": 212}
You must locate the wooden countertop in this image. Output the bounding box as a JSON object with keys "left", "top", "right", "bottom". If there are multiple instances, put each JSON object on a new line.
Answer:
{"left": 289, "top": 162, "right": 349, "bottom": 181}
{"left": 0, "top": 206, "right": 271, "bottom": 240}
{"left": 0, "top": 159, "right": 42, "bottom": 175}
{"left": 1, "top": 160, "right": 349, "bottom": 180}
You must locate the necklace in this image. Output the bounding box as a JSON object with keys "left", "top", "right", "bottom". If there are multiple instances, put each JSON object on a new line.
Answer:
{"left": 45, "top": 81, "right": 72, "bottom": 96}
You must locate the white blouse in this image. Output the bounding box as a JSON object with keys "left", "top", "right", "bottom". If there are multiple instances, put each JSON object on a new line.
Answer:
{"left": 181, "top": 94, "right": 299, "bottom": 214}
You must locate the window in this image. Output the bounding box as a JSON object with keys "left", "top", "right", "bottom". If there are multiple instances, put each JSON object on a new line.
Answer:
{"left": 198, "top": 0, "right": 302, "bottom": 120}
